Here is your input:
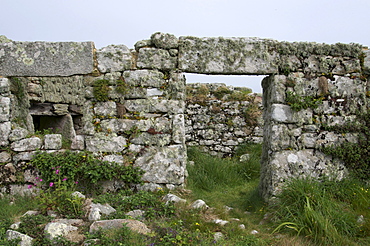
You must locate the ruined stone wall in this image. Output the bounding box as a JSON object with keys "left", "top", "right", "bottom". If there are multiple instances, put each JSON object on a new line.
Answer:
{"left": 0, "top": 33, "right": 369, "bottom": 201}
{"left": 0, "top": 33, "right": 187, "bottom": 193}
{"left": 177, "top": 35, "right": 370, "bottom": 201}
{"left": 185, "top": 83, "right": 263, "bottom": 157}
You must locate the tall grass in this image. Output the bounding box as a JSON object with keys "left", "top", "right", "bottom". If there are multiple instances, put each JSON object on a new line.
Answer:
{"left": 187, "top": 143, "right": 261, "bottom": 192}
{"left": 272, "top": 177, "right": 370, "bottom": 246}
{"left": 186, "top": 143, "right": 266, "bottom": 221}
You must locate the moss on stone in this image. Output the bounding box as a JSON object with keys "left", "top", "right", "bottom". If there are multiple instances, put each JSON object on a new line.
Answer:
{"left": 93, "top": 79, "right": 111, "bottom": 102}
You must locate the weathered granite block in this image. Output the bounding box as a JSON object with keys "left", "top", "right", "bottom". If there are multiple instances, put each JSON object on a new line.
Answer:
{"left": 151, "top": 32, "right": 179, "bottom": 49}
{"left": 97, "top": 44, "right": 133, "bottom": 73}
{"left": 137, "top": 48, "right": 177, "bottom": 70}
{"left": 6, "top": 230, "right": 33, "bottom": 246}
{"left": 0, "top": 78, "right": 9, "bottom": 94}
{"left": 44, "top": 134, "right": 62, "bottom": 150}
{"left": 71, "top": 135, "right": 85, "bottom": 150}
{"left": 0, "top": 122, "right": 11, "bottom": 146}
{"left": 0, "top": 151, "right": 11, "bottom": 163}
{"left": 122, "top": 70, "right": 166, "bottom": 88}
{"left": 94, "top": 101, "right": 117, "bottom": 116}
{"left": 172, "top": 114, "right": 185, "bottom": 144}
{"left": 85, "top": 134, "right": 127, "bottom": 152}
{"left": 0, "top": 96, "right": 10, "bottom": 122}
{"left": 131, "top": 133, "right": 171, "bottom": 146}
{"left": 124, "top": 99, "right": 185, "bottom": 114}
{"left": 271, "top": 104, "right": 295, "bottom": 123}
{"left": 178, "top": 36, "right": 279, "bottom": 74}
{"left": 134, "top": 145, "right": 186, "bottom": 184}
{"left": 11, "top": 137, "right": 42, "bottom": 152}
{"left": 0, "top": 41, "right": 94, "bottom": 76}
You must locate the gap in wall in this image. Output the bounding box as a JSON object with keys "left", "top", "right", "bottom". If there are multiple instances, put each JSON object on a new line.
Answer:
{"left": 185, "top": 74, "right": 265, "bottom": 94}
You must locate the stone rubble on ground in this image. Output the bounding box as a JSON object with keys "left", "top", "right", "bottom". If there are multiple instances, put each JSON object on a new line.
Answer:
{"left": 5, "top": 190, "right": 252, "bottom": 244}
{"left": 190, "top": 199, "right": 209, "bottom": 209}
{"left": 6, "top": 230, "right": 33, "bottom": 246}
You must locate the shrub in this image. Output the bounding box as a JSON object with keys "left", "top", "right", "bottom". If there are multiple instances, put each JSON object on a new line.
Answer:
{"left": 29, "top": 151, "right": 144, "bottom": 191}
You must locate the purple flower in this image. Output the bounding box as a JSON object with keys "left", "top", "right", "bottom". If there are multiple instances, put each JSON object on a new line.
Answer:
{"left": 75, "top": 181, "right": 79, "bottom": 184}
{"left": 55, "top": 169, "right": 60, "bottom": 174}
{"left": 39, "top": 179, "right": 43, "bottom": 182}
{"left": 62, "top": 178, "right": 67, "bottom": 181}
{"left": 49, "top": 182, "right": 54, "bottom": 187}
{"left": 27, "top": 185, "right": 33, "bottom": 189}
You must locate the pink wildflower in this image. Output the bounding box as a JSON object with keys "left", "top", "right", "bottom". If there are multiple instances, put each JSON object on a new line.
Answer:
{"left": 62, "top": 178, "right": 67, "bottom": 181}
{"left": 56, "top": 169, "right": 60, "bottom": 174}
{"left": 27, "top": 185, "right": 33, "bottom": 189}
{"left": 39, "top": 179, "right": 43, "bottom": 182}
{"left": 49, "top": 182, "right": 54, "bottom": 187}
{"left": 75, "top": 181, "right": 78, "bottom": 184}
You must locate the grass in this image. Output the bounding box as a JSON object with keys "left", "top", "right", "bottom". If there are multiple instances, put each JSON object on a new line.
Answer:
{"left": 0, "top": 143, "right": 369, "bottom": 245}
{"left": 271, "top": 177, "right": 370, "bottom": 246}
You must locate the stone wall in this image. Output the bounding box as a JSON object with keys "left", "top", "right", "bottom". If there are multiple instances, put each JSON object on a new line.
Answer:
{"left": 0, "top": 33, "right": 369, "bottom": 201}
{"left": 0, "top": 34, "right": 187, "bottom": 193}
{"left": 185, "top": 83, "right": 263, "bottom": 157}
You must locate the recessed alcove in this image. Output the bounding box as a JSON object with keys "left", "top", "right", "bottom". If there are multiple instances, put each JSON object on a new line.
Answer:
{"left": 29, "top": 102, "right": 83, "bottom": 140}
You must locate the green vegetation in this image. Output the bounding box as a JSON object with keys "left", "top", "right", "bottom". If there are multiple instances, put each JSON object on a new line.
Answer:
{"left": 0, "top": 144, "right": 369, "bottom": 245}
{"left": 322, "top": 110, "right": 370, "bottom": 180}
{"left": 29, "top": 151, "right": 144, "bottom": 193}
{"left": 272, "top": 177, "right": 370, "bottom": 246}
{"left": 286, "top": 91, "right": 324, "bottom": 111}
{"left": 93, "top": 79, "right": 111, "bottom": 101}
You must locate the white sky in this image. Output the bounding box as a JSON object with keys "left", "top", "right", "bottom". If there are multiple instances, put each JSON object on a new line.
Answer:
{"left": 2, "top": 0, "right": 369, "bottom": 93}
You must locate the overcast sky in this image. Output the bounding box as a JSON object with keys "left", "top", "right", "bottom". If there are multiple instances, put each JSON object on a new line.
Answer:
{"left": 2, "top": 0, "right": 369, "bottom": 92}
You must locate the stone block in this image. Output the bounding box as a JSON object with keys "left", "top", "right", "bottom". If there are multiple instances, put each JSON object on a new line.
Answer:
{"left": 134, "top": 145, "right": 186, "bottom": 184}
{"left": 0, "top": 121, "right": 11, "bottom": 146}
{"left": 147, "top": 88, "right": 163, "bottom": 97}
{"left": 124, "top": 99, "right": 185, "bottom": 114}
{"left": 178, "top": 36, "right": 279, "bottom": 75}
{"left": 0, "top": 41, "right": 94, "bottom": 76}
{"left": 89, "top": 219, "right": 151, "bottom": 235}
{"left": 94, "top": 101, "right": 117, "bottom": 116}
{"left": 131, "top": 133, "right": 171, "bottom": 146}
{"left": 0, "top": 96, "right": 10, "bottom": 122}
{"left": 85, "top": 134, "right": 127, "bottom": 152}
{"left": 11, "top": 137, "right": 42, "bottom": 152}
{"left": 271, "top": 104, "right": 295, "bottom": 123}
{"left": 137, "top": 48, "right": 177, "bottom": 70}
{"left": 102, "top": 154, "right": 124, "bottom": 164}
{"left": 13, "top": 151, "right": 37, "bottom": 162}
{"left": 151, "top": 32, "right": 179, "bottom": 49}
{"left": 71, "top": 135, "right": 85, "bottom": 150}
{"left": 44, "top": 134, "right": 62, "bottom": 150}
{"left": 122, "top": 70, "right": 166, "bottom": 88}
{"left": 171, "top": 114, "right": 185, "bottom": 144}
{"left": 44, "top": 222, "right": 78, "bottom": 240}
{"left": 0, "top": 78, "right": 9, "bottom": 94}
{"left": 6, "top": 230, "right": 33, "bottom": 246}
{"left": 0, "top": 151, "right": 11, "bottom": 163}
{"left": 97, "top": 44, "right": 133, "bottom": 73}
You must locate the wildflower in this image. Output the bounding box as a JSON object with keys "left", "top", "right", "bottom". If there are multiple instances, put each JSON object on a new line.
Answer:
{"left": 39, "top": 179, "right": 43, "bottom": 182}
{"left": 55, "top": 169, "right": 60, "bottom": 174}
{"left": 195, "top": 222, "right": 200, "bottom": 226}
{"left": 62, "top": 178, "right": 67, "bottom": 181}
{"left": 49, "top": 182, "right": 54, "bottom": 187}
{"left": 75, "top": 181, "right": 79, "bottom": 184}
{"left": 27, "top": 185, "right": 33, "bottom": 189}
